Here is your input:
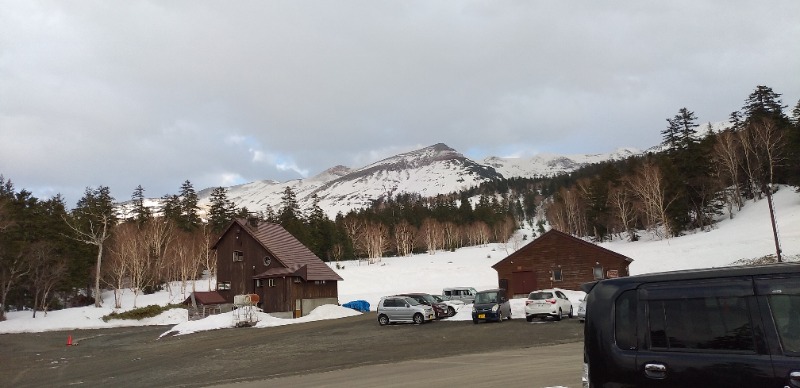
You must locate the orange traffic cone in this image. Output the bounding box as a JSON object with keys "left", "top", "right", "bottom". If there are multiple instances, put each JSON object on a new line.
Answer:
{"left": 66, "top": 335, "right": 72, "bottom": 346}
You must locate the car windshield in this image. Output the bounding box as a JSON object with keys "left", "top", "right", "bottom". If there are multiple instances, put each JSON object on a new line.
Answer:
{"left": 475, "top": 292, "right": 498, "bottom": 304}
{"left": 420, "top": 294, "right": 436, "bottom": 304}
{"left": 431, "top": 295, "right": 444, "bottom": 302}
{"left": 529, "top": 292, "right": 554, "bottom": 300}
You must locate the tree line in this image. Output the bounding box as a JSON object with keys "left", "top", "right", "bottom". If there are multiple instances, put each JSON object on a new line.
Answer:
{"left": 540, "top": 85, "right": 800, "bottom": 241}
{"left": 2, "top": 84, "right": 798, "bottom": 319}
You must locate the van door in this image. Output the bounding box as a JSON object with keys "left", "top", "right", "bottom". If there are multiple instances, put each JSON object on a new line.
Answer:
{"left": 636, "top": 278, "right": 775, "bottom": 387}
{"left": 755, "top": 275, "right": 800, "bottom": 388}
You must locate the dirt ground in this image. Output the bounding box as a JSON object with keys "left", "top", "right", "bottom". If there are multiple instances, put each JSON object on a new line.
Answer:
{"left": 0, "top": 313, "right": 583, "bottom": 387}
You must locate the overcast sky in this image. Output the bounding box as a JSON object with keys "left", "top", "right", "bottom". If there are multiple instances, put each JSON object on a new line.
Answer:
{"left": 2, "top": 1, "right": 799, "bottom": 206}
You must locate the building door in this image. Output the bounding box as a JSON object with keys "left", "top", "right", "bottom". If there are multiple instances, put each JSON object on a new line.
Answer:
{"left": 499, "top": 278, "right": 509, "bottom": 295}
{"left": 512, "top": 271, "right": 536, "bottom": 295}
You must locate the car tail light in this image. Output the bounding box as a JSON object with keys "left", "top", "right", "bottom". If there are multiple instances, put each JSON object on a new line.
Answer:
{"left": 546, "top": 298, "right": 557, "bottom": 304}
{"left": 525, "top": 300, "right": 533, "bottom": 305}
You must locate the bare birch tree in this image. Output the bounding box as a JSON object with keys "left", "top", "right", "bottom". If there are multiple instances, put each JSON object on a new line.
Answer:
{"left": 393, "top": 220, "right": 416, "bottom": 257}
{"left": 29, "top": 242, "right": 67, "bottom": 317}
{"left": 713, "top": 130, "right": 744, "bottom": 214}
{"left": 419, "top": 218, "right": 442, "bottom": 254}
{"left": 629, "top": 161, "right": 673, "bottom": 238}
{"left": 63, "top": 186, "right": 116, "bottom": 307}
{"left": 607, "top": 185, "right": 637, "bottom": 240}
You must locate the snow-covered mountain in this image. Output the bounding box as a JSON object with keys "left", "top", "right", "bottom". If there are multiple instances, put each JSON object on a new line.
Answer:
{"left": 483, "top": 147, "right": 639, "bottom": 178}
{"left": 193, "top": 143, "right": 640, "bottom": 218}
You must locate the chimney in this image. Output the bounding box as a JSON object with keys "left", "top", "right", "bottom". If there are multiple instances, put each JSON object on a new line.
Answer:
{"left": 247, "top": 216, "right": 259, "bottom": 229}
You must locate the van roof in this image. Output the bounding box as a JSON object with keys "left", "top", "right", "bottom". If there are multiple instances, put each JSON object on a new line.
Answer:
{"left": 584, "top": 262, "right": 800, "bottom": 293}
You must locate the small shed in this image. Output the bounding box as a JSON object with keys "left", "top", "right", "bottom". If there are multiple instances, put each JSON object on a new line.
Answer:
{"left": 213, "top": 219, "right": 343, "bottom": 318}
{"left": 183, "top": 291, "right": 228, "bottom": 320}
{"left": 492, "top": 229, "right": 632, "bottom": 297}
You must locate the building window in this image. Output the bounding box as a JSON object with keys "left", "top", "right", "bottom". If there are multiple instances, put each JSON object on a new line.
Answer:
{"left": 233, "top": 251, "right": 244, "bottom": 262}
{"left": 263, "top": 255, "right": 272, "bottom": 266}
{"left": 593, "top": 265, "right": 604, "bottom": 280}
{"left": 217, "top": 281, "right": 231, "bottom": 290}
{"left": 553, "top": 268, "right": 563, "bottom": 282}
{"left": 256, "top": 279, "right": 263, "bottom": 287}
{"left": 268, "top": 278, "right": 275, "bottom": 287}
{"left": 293, "top": 277, "right": 302, "bottom": 284}
{"left": 315, "top": 280, "right": 326, "bottom": 285}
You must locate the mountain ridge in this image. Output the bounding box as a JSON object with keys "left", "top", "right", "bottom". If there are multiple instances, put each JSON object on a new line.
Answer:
{"left": 129, "top": 143, "right": 642, "bottom": 219}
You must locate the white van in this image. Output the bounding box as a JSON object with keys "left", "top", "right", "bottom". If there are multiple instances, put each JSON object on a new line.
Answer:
{"left": 442, "top": 287, "right": 477, "bottom": 304}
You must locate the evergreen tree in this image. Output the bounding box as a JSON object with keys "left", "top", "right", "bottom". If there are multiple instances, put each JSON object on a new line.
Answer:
{"left": 130, "top": 185, "right": 151, "bottom": 224}
{"left": 307, "top": 195, "right": 335, "bottom": 260}
{"left": 178, "top": 180, "right": 200, "bottom": 231}
{"left": 742, "top": 85, "right": 787, "bottom": 122}
{"left": 663, "top": 107, "right": 699, "bottom": 151}
{"left": 161, "top": 194, "right": 181, "bottom": 224}
{"left": 208, "top": 187, "right": 236, "bottom": 233}
{"left": 278, "top": 186, "right": 307, "bottom": 242}
{"left": 789, "top": 99, "right": 800, "bottom": 187}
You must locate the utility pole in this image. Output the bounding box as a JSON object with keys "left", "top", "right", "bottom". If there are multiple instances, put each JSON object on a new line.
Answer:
{"left": 765, "top": 184, "right": 782, "bottom": 262}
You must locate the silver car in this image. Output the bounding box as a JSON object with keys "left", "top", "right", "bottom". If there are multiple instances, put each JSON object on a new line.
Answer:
{"left": 377, "top": 296, "right": 435, "bottom": 325}
{"left": 577, "top": 298, "right": 586, "bottom": 323}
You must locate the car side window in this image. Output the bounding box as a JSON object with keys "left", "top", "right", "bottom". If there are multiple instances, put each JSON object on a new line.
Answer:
{"left": 615, "top": 290, "right": 637, "bottom": 350}
{"left": 755, "top": 275, "right": 800, "bottom": 355}
{"left": 643, "top": 279, "right": 756, "bottom": 353}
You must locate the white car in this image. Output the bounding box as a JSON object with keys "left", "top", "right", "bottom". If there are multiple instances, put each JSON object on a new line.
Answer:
{"left": 432, "top": 294, "right": 464, "bottom": 317}
{"left": 524, "top": 289, "right": 573, "bottom": 321}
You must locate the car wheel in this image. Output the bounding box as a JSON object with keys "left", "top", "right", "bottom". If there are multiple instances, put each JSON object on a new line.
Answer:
{"left": 378, "top": 314, "right": 389, "bottom": 326}
{"left": 568, "top": 306, "right": 574, "bottom": 318}
{"left": 448, "top": 306, "right": 456, "bottom": 317}
{"left": 555, "top": 308, "right": 563, "bottom": 321}
{"left": 413, "top": 313, "right": 424, "bottom": 324}
{"left": 526, "top": 315, "right": 533, "bottom": 322}
{"left": 506, "top": 312, "right": 512, "bottom": 320}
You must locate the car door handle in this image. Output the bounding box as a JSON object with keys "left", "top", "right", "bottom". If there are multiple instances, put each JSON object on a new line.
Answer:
{"left": 644, "top": 363, "right": 667, "bottom": 379}
{"left": 789, "top": 371, "right": 800, "bottom": 388}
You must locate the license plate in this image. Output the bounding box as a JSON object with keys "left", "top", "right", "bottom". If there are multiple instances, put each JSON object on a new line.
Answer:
{"left": 478, "top": 314, "right": 485, "bottom": 319}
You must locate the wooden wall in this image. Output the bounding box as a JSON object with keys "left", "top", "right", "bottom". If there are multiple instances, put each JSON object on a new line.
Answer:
{"left": 494, "top": 232, "right": 630, "bottom": 296}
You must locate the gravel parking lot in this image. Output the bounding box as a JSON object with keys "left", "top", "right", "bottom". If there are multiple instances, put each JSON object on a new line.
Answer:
{"left": 0, "top": 313, "right": 583, "bottom": 387}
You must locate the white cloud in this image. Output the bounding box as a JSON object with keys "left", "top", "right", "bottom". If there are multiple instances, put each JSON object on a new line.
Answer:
{"left": 1, "top": 0, "right": 798, "bottom": 202}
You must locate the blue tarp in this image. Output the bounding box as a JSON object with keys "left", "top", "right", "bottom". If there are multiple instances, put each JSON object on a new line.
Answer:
{"left": 342, "top": 300, "right": 370, "bottom": 312}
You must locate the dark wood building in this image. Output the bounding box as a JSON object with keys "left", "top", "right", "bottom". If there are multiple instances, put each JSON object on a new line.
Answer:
{"left": 183, "top": 291, "right": 228, "bottom": 320}
{"left": 492, "top": 229, "right": 632, "bottom": 297}
{"left": 213, "top": 219, "right": 343, "bottom": 317}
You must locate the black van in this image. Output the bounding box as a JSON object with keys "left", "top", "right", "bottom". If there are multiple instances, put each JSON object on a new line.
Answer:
{"left": 581, "top": 262, "right": 800, "bottom": 388}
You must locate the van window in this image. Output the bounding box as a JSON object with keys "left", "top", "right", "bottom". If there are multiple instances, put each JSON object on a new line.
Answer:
{"left": 647, "top": 296, "right": 755, "bottom": 352}
{"left": 768, "top": 295, "right": 800, "bottom": 354}
{"left": 755, "top": 276, "right": 800, "bottom": 355}
{"left": 615, "top": 290, "right": 637, "bottom": 350}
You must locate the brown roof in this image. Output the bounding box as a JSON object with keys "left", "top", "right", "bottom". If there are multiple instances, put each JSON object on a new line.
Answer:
{"left": 492, "top": 229, "right": 633, "bottom": 268}
{"left": 219, "top": 219, "right": 343, "bottom": 282}
{"left": 183, "top": 291, "right": 227, "bottom": 306}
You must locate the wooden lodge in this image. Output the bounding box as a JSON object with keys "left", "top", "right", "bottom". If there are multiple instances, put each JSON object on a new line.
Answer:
{"left": 213, "top": 219, "right": 343, "bottom": 318}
